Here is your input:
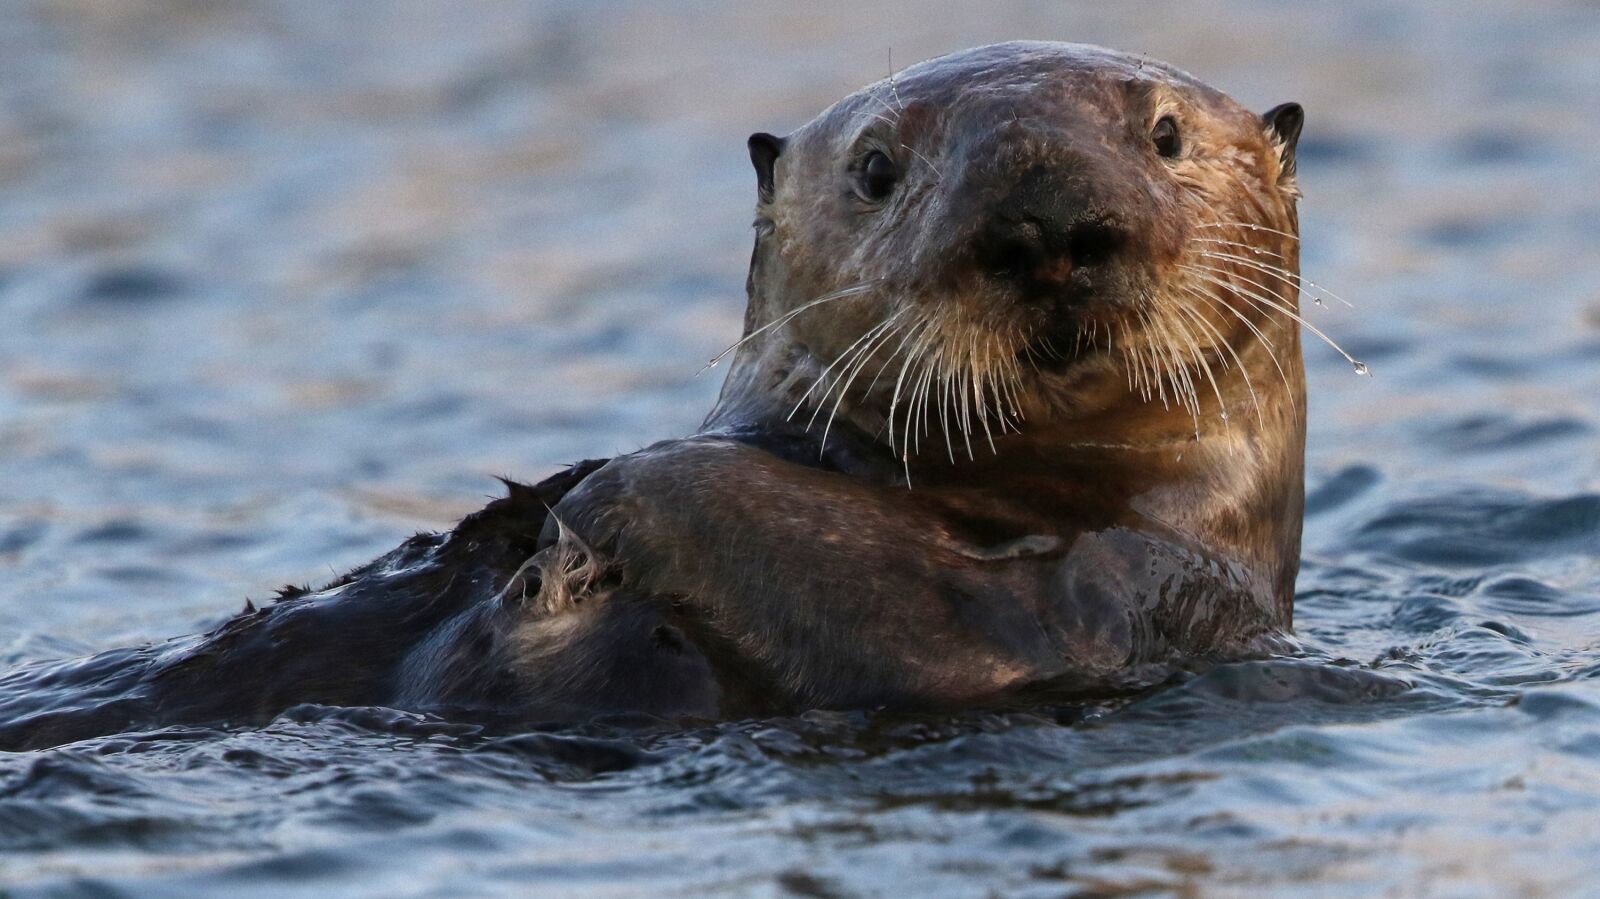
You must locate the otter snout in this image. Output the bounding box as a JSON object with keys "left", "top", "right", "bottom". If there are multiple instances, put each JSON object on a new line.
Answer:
{"left": 973, "top": 163, "right": 1128, "bottom": 302}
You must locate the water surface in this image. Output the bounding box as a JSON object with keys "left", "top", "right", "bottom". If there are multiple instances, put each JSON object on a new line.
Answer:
{"left": 2, "top": 1, "right": 1599, "bottom": 896}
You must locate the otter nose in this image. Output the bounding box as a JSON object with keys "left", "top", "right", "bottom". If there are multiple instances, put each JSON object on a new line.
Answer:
{"left": 976, "top": 218, "right": 1077, "bottom": 287}
{"left": 973, "top": 164, "right": 1125, "bottom": 292}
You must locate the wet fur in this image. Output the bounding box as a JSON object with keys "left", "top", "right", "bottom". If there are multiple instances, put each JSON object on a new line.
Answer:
{"left": 0, "top": 462, "right": 715, "bottom": 750}
{"left": 3, "top": 42, "right": 1316, "bottom": 749}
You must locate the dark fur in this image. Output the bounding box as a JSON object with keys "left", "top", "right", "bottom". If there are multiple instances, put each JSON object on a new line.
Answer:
{"left": 0, "top": 464, "right": 624, "bottom": 750}
{"left": 2, "top": 43, "right": 1308, "bottom": 749}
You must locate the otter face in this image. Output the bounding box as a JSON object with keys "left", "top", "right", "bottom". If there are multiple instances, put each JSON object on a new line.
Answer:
{"left": 742, "top": 42, "right": 1308, "bottom": 461}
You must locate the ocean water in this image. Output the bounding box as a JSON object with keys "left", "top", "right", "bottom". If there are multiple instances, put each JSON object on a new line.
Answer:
{"left": 2, "top": 1, "right": 1598, "bottom": 896}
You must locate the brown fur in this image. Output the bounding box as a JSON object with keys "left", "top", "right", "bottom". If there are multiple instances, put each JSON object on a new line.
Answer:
{"left": 552, "top": 42, "right": 1312, "bottom": 709}
{"left": 1, "top": 44, "right": 1317, "bottom": 748}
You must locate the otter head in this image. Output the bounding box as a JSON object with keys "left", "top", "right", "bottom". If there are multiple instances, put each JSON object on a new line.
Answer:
{"left": 710, "top": 41, "right": 1314, "bottom": 478}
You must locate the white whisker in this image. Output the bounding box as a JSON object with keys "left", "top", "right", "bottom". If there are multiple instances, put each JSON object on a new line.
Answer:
{"left": 901, "top": 144, "right": 944, "bottom": 181}
{"left": 1177, "top": 283, "right": 1297, "bottom": 413}
{"left": 1166, "top": 300, "right": 1230, "bottom": 433}
{"left": 703, "top": 280, "right": 879, "bottom": 373}
{"left": 1180, "top": 264, "right": 1369, "bottom": 376}
{"left": 817, "top": 311, "right": 907, "bottom": 451}
{"left": 1195, "top": 221, "right": 1301, "bottom": 243}
{"left": 789, "top": 307, "right": 901, "bottom": 423}
{"left": 1195, "top": 248, "right": 1355, "bottom": 309}
{"left": 1175, "top": 289, "right": 1265, "bottom": 427}
{"left": 887, "top": 315, "right": 932, "bottom": 457}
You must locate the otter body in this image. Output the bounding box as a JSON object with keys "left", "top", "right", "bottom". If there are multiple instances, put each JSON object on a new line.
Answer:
{"left": 1, "top": 42, "right": 1313, "bottom": 749}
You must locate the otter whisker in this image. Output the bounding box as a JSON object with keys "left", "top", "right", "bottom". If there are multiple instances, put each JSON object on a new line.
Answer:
{"left": 1129, "top": 315, "right": 1148, "bottom": 401}
{"left": 856, "top": 312, "right": 930, "bottom": 464}
{"left": 864, "top": 308, "right": 929, "bottom": 399}
{"left": 1195, "top": 248, "right": 1355, "bottom": 309}
{"left": 816, "top": 313, "right": 906, "bottom": 425}
{"left": 913, "top": 344, "right": 939, "bottom": 452}
{"left": 917, "top": 339, "right": 957, "bottom": 461}
{"left": 859, "top": 311, "right": 918, "bottom": 398}
{"left": 887, "top": 317, "right": 948, "bottom": 481}
{"left": 1134, "top": 308, "right": 1170, "bottom": 409}
{"left": 901, "top": 144, "right": 944, "bottom": 181}
{"left": 793, "top": 313, "right": 897, "bottom": 422}
{"left": 704, "top": 280, "right": 881, "bottom": 373}
{"left": 971, "top": 335, "right": 996, "bottom": 453}
{"left": 1185, "top": 280, "right": 1276, "bottom": 350}
{"left": 903, "top": 341, "right": 925, "bottom": 454}
{"left": 998, "top": 340, "right": 1024, "bottom": 422}
{"left": 907, "top": 348, "right": 925, "bottom": 455}
{"left": 996, "top": 341, "right": 1016, "bottom": 421}
{"left": 902, "top": 322, "right": 936, "bottom": 458}
{"left": 916, "top": 329, "right": 944, "bottom": 455}
{"left": 1165, "top": 316, "right": 1199, "bottom": 421}
{"left": 995, "top": 341, "right": 1023, "bottom": 425}
{"left": 934, "top": 327, "right": 960, "bottom": 454}
{"left": 1180, "top": 263, "right": 1369, "bottom": 376}
{"left": 790, "top": 307, "right": 903, "bottom": 424}
{"left": 886, "top": 48, "right": 906, "bottom": 112}
{"left": 1164, "top": 300, "right": 1231, "bottom": 432}
{"left": 1020, "top": 338, "right": 1044, "bottom": 375}
{"left": 934, "top": 339, "right": 953, "bottom": 444}
{"left": 1174, "top": 295, "right": 1265, "bottom": 428}
{"left": 994, "top": 336, "right": 1023, "bottom": 429}
{"left": 816, "top": 310, "right": 906, "bottom": 425}
{"left": 1192, "top": 236, "right": 1287, "bottom": 261}
{"left": 817, "top": 311, "right": 908, "bottom": 451}
{"left": 957, "top": 350, "right": 976, "bottom": 459}
{"left": 1195, "top": 221, "right": 1301, "bottom": 243}
{"left": 979, "top": 335, "right": 1004, "bottom": 435}
{"left": 937, "top": 356, "right": 956, "bottom": 462}
{"left": 887, "top": 314, "right": 934, "bottom": 459}
{"left": 1168, "top": 303, "right": 1214, "bottom": 412}
{"left": 1145, "top": 310, "right": 1171, "bottom": 409}
{"left": 1118, "top": 317, "right": 1143, "bottom": 399}
{"left": 963, "top": 348, "right": 979, "bottom": 426}
{"left": 853, "top": 110, "right": 901, "bottom": 129}
{"left": 1149, "top": 304, "right": 1200, "bottom": 427}
{"left": 1117, "top": 328, "right": 1134, "bottom": 396}
{"left": 822, "top": 326, "right": 904, "bottom": 452}
{"left": 1178, "top": 282, "right": 1298, "bottom": 413}
{"left": 949, "top": 331, "right": 969, "bottom": 438}
{"left": 980, "top": 336, "right": 1004, "bottom": 433}
{"left": 863, "top": 87, "right": 903, "bottom": 125}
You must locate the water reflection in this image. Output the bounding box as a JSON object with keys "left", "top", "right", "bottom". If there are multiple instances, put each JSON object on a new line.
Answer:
{"left": 2, "top": 1, "right": 1599, "bottom": 896}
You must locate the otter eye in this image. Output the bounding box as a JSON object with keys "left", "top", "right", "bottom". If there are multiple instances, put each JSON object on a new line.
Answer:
{"left": 859, "top": 151, "right": 898, "bottom": 201}
{"left": 1152, "top": 116, "right": 1182, "bottom": 158}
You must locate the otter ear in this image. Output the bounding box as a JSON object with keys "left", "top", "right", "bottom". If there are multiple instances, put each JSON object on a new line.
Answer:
{"left": 748, "top": 132, "right": 786, "bottom": 204}
{"left": 1262, "top": 102, "right": 1304, "bottom": 180}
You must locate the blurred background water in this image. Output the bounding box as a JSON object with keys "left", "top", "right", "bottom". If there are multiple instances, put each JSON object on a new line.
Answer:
{"left": 1, "top": 1, "right": 1598, "bottom": 896}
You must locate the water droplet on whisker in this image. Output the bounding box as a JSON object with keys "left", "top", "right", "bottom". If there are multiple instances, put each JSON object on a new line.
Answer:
{"left": 1352, "top": 361, "right": 1370, "bottom": 376}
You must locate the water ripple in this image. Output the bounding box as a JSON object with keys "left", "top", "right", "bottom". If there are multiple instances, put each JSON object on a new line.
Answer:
{"left": 2, "top": 1, "right": 1599, "bottom": 896}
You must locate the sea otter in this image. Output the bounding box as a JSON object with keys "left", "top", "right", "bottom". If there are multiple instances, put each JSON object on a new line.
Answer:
{"left": 0, "top": 42, "right": 1333, "bottom": 750}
